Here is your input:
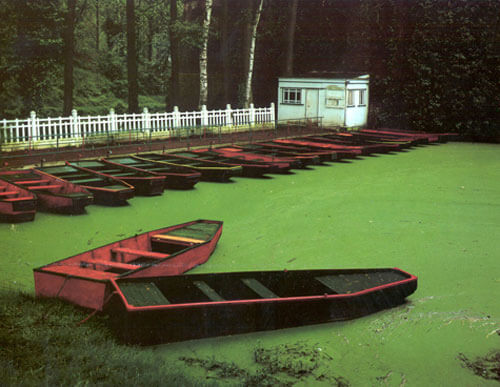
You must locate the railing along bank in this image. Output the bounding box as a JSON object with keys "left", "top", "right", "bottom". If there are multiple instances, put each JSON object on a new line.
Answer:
{"left": 0, "top": 103, "right": 275, "bottom": 151}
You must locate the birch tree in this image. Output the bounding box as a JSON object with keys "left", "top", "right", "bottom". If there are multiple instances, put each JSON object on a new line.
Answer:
{"left": 63, "top": 0, "right": 76, "bottom": 116}
{"left": 198, "top": 0, "right": 213, "bottom": 109}
{"left": 242, "top": 0, "right": 263, "bottom": 108}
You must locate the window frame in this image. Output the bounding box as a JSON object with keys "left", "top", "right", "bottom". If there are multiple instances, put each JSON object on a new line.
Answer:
{"left": 281, "top": 87, "right": 303, "bottom": 105}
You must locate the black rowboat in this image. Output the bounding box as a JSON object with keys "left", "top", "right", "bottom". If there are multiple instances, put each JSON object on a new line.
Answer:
{"left": 134, "top": 153, "right": 242, "bottom": 182}
{"left": 103, "top": 156, "right": 201, "bottom": 190}
{"left": 226, "top": 144, "right": 321, "bottom": 166}
{"left": 184, "top": 149, "right": 281, "bottom": 176}
{"left": 69, "top": 160, "right": 165, "bottom": 196}
{"left": 107, "top": 267, "right": 417, "bottom": 344}
{"left": 37, "top": 164, "right": 134, "bottom": 206}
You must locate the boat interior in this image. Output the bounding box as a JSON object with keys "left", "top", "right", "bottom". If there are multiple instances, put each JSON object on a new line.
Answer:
{"left": 44, "top": 221, "right": 220, "bottom": 278}
{"left": 116, "top": 269, "right": 411, "bottom": 307}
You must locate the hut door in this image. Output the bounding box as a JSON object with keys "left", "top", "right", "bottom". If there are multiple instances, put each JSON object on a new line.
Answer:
{"left": 305, "top": 89, "right": 319, "bottom": 120}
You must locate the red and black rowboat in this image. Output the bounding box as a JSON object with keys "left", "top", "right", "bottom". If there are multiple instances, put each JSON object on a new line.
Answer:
{"left": 103, "top": 156, "right": 201, "bottom": 190}
{"left": 187, "top": 149, "right": 285, "bottom": 176}
{"left": 68, "top": 159, "right": 165, "bottom": 196}
{"left": 254, "top": 141, "right": 338, "bottom": 162}
{"left": 333, "top": 131, "right": 415, "bottom": 149}
{"left": 134, "top": 153, "right": 243, "bottom": 182}
{"left": 37, "top": 164, "right": 134, "bottom": 206}
{"left": 0, "top": 169, "right": 93, "bottom": 214}
{"left": 301, "top": 135, "right": 400, "bottom": 154}
{"left": 364, "top": 128, "right": 458, "bottom": 143}
{"left": 207, "top": 146, "right": 302, "bottom": 170}
{"left": 360, "top": 129, "right": 437, "bottom": 144}
{"left": 272, "top": 138, "right": 361, "bottom": 158}
{"left": 106, "top": 267, "right": 417, "bottom": 344}
{"left": 0, "top": 178, "right": 37, "bottom": 222}
{"left": 224, "top": 144, "right": 321, "bottom": 166}
{"left": 34, "top": 219, "right": 223, "bottom": 310}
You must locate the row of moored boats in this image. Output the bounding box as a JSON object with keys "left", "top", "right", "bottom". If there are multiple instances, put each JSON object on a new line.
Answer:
{"left": 0, "top": 128, "right": 456, "bottom": 222}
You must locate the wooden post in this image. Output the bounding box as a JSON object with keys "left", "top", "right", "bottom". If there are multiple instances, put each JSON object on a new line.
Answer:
{"left": 173, "top": 106, "right": 180, "bottom": 129}
{"left": 225, "top": 104, "right": 233, "bottom": 127}
{"left": 72, "top": 109, "right": 80, "bottom": 138}
{"left": 30, "top": 111, "right": 37, "bottom": 143}
{"left": 270, "top": 102, "right": 276, "bottom": 128}
{"left": 201, "top": 104, "right": 208, "bottom": 127}
{"left": 249, "top": 103, "right": 255, "bottom": 127}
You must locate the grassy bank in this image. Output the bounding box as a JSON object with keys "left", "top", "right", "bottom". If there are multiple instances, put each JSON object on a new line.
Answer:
{"left": 1, "top": 142, "right": 499, "bottom": 385}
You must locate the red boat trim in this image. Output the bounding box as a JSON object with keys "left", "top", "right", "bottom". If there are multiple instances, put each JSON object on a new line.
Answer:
{"left": 111, "top": 268, "right": 417, "bottom": 312}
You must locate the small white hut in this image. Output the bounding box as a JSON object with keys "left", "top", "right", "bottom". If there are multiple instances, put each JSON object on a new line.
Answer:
{"left": 277, "top": 72, "right": 369, "bottom": 128}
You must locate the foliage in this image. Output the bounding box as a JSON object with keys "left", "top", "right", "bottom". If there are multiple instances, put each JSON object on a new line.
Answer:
{"left": 0, "top": 289, "right": 197, "bottom": 385}
{"left": 0, "top": 0, "right": 64, "bottom": 117}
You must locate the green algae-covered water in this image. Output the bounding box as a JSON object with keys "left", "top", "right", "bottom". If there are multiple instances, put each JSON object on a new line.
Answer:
{"left": 1, "top": 142, "right": 499, "bottom": 385}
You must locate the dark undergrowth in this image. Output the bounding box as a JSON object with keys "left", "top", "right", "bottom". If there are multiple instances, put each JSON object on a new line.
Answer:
{"left": 458, "top": 349, "right": 500, "bottom": 382}
{"left": 180, "top": 342, "right": 349, "bottom": 386}
{"left": 0, "top": 289, "right": 201, "bottom": 386}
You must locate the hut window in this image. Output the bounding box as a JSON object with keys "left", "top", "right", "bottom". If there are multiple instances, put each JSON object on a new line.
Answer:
{"left": 282, "top": 88, "right": 302, "bottom": 104}
{"left": 347, "top": 90, "right": 355, "bottom": 106}
{"left": 359, "top": 89, "right": 366, "bottom": 106}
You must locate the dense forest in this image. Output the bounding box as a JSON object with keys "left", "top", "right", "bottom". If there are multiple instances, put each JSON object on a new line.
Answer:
{"left": 0, "top": 0, "right": 498, "bottom": 139}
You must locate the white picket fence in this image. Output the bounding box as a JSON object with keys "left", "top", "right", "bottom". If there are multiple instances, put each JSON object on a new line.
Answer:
{"left": 0, "top": 103, "right": 275, "bottom": 149}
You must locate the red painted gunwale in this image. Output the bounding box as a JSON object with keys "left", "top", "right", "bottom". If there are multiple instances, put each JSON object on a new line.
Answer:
{"left": 33, "top": 219, "right": 223, "bottom": 310}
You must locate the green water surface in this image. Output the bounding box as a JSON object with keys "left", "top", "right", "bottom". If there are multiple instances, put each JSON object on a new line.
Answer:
{"left": 1, "top": 142, "right": 499, "bottom": 385}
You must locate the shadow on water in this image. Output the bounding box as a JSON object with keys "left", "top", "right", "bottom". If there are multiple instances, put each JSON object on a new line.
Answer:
{"left": 234, "top": 174, "right": 274, "bottom": 180}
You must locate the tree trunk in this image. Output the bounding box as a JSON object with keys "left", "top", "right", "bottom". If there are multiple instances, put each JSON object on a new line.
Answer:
{"left": 283, "top": 0, "right": 298, "bottom": 77}
{"left": 63, "top": 0, "right": 76, "bottom": 116}
{"left": 167, "top": 0, "right": 180, "bottom": 109}
{"left": 198, "top": 0, "right": 213, "bottom": 109}
{"left": 242, "top": 0, "right": 263, "bottom": 108}
{"left": 221, "top": 0, "right": 230, "bottom": 103}
{"left": 126, "top": 0, "right": 139, "bottom": 113}
{"left": 96, "top": 0, "right": 99, "bottom": 51}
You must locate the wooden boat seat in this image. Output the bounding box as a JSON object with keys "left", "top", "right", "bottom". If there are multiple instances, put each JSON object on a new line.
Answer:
{"left": 27, "top": 184, "right": 61, "bottom": 190}
{"left": 71, "top": 178, "right": 103, "bottom": 184}
{"left": 151, "top": 234, "right": 205, "bottom": 244}
{"left": 15, "top": 179, "right": 51, "bottom": 185}
{"left": 0, "top": 191, "right": 18, "bottom": 197}
{"left": 111, "top": 247, "right": 169, "bottom": 259}
{"left": 241, "top": 278, "right": 278, "bottom": 299}
{"left": 82, "top": 259, "right": 139, "bottom": 271}
{"left": 193, "top": 281, "right": 225, "bottom": 302}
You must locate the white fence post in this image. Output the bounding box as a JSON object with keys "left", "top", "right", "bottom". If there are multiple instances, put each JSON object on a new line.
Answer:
{"left": 249, "top": 103, "right": 255, "bottom": 127}
{"left": 30, "top": 111, "right": 37, "bottom": 142}
{"left": 225, "top": 104, "right": 232, "bottom": 127}
{"left": 109, "top": 108, "right": 116, "bottom": 132}
{"left": 201, "top": 105, "right": 208, "bottom": 127}
{"left": 173, "top": 106, "right": 180, "bottom": 129}
{"left": 72, "top": 109, "right": 80, "bottom": 138}
{"left": 2, "top": 119, "right": 6, "bottom": 143}
{"left": 142, "top": 107, "right": 151, "bottom": 134}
